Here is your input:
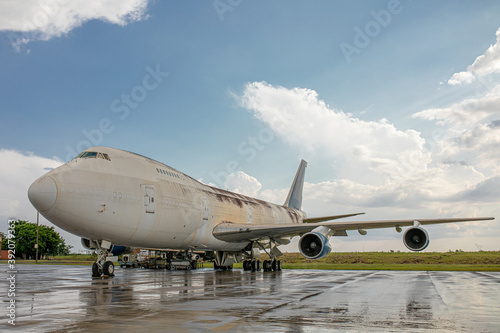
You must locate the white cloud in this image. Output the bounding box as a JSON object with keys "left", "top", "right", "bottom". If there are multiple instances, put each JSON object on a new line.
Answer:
{"left": 448, "top": 27, "right": 500, "bottom": 85}
{"left": 0, "top": 149, "right": 82, "bottom": 249}
{"left": 423, "top": 28, "right": 500, "bottom": 186}
{"left": 412, "top": 84, "right": 500, "bottom": 125}
{"left": 448, "top": 71, "right": 475, "bottom": 85}
{"left": 224, "top": 171, "right": 262, "bottom": 197}
{"left": 453, "top": 176, "right": 500, "bottom": 202}
{"left": 0, "top": 149, "right": 62, "bottom": 220}
{"left": 258, "top": 162, "right": 485, "bottom": 218}
{"left": 0, "top": 0, "right": 151, "bottom": 52}
{"left": 239, "top": 81, "right": 498, "bottom": 241}
{"left": 240, "top": 81, "right": 431, "bottom": 186}
{"left": 413, "top": 82, "right": 500, "bottom": 177}
{"left": 457, "top": 120, "right": 500, "bottom": 149}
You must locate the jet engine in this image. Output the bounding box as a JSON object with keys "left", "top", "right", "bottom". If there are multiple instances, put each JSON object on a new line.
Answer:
{"left": 298, "top": 232, "right": 332, "bottom": 259}
{"left": 403, "top": 227, "right": 429, "bottom": 251}
{"left": 81, "top": 238, "right": 127, "bottom": 256}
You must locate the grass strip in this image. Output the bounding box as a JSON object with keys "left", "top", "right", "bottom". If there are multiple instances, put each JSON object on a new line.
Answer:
{"left": 2, "top": 251, "right": 499, "bottom": 271}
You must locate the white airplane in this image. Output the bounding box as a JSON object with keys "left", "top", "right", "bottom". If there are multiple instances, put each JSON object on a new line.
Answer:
{"left": 28, "top": 146, "right": 493, "bottom": 276}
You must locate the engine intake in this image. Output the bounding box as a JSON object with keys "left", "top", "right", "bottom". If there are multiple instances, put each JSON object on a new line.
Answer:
{"left": 403, "top": 227, "right": 429, "bottom": 251}
{"left": 299, "top": 232, "right": 332, "bottom": 259}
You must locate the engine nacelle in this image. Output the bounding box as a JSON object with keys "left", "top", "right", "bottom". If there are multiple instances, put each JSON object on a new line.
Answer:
{"left": 81, "top": 238, "right": 127, "bottom": 256}
{"left": 298, "top": 232, "right": 332, "bottom": 259}
{"left": 403, "top": 227, "right": 429, "bottom": 251}
{"left": 109, "top": 245, "right": 127, "bottom": 256}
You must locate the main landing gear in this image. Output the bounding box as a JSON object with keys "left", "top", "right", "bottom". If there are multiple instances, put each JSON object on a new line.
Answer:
{"left": 242, "top": 259, "right": 282, "bottom": 272}
{"left": 92, "top": 243, "right": 114, "bottom": 278}
{"left": 241, "top": 239, "right": 283, "bottom": 272}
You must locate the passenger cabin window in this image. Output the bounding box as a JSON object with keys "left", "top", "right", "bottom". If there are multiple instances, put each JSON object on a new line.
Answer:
{"left": 156, "top": 167, "right": 182, "bottom": 180}
{"left": 77, "top": 151, "right": 111, "bottom": 161}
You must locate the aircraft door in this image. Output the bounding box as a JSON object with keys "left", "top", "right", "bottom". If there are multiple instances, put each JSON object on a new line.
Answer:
{"left": 136, "top": 185, "right": 157, "bottom": 241}
{"left": 142, "top": 185, "right": 156, "bottom": 214}
{"left": 201, "top": 197, "right": 209, "bottom": 224}
{"left": 190, "top": 196, "right": 211, "bottom": 246}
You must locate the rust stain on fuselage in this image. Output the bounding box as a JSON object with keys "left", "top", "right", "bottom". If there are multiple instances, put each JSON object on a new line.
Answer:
{"left": 203, "top": 186, "right": 304, "bottom": 226}
{"left": 209, "top": 188, "right": 244, "bottom": 208}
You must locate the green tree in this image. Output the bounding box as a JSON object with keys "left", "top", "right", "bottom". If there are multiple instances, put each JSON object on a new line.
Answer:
{"left": 1, "top": 220, "right": 71, "bottom": 259}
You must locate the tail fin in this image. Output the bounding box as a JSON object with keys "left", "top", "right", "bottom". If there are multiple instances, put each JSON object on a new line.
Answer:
{"left": 283, "top": 159, "right": 307, "bottom": 211}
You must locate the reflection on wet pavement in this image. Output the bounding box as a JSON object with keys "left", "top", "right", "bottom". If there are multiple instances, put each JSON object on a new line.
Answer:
{"left": 1, "top": 265, "right": 499, "bottom": 332}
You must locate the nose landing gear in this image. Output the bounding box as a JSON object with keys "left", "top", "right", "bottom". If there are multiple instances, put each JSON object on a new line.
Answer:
{"left": 92, "top": 242, "right": 115, "bottom": 277}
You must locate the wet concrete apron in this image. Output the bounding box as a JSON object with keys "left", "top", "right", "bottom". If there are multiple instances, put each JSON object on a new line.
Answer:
{"left": 1, "top": 265, "right": 499, "bottom": 332}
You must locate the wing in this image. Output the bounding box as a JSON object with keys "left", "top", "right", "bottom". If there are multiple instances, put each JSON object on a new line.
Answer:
{"left": 212, "top": 217, "right": 494, "bottom": 242}
{"left": 303, "top": 212, "right": 365, "bottom": 223}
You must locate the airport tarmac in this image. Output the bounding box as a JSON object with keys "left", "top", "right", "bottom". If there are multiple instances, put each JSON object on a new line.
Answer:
{"left": 1, "top": 264, "right": 499, "bottom": 332}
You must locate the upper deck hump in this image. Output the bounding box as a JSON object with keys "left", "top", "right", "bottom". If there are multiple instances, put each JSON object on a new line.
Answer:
{"left": 80, "top": 146, "right": 202, "bottom": 186}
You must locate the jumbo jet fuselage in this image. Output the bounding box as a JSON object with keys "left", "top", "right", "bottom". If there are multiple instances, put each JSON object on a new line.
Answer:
{"left": 28, "top": 147, "right": 304, "bottom": 252}
{"left": 29, "top": 146, "right": 494, "bottom": 276}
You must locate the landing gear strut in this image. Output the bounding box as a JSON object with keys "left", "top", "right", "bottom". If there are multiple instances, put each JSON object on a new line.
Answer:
{"left": 213, "top": 251, "right": 234, "bottom": 270}
{"left": 92, "top": 241, "right": 114, "bottom": 277}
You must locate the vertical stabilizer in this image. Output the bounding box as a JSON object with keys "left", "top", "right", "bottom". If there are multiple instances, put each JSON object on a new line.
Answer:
{"left": 283, "top": 160, "right": 307, "bottom": 211}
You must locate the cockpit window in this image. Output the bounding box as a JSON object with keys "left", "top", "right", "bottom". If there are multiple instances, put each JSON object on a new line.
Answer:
{"left": 80, "top": 152, "right": 97, "bottom": 158}
{"left": 77, "top": 151, "right": 111, "bottom": 161}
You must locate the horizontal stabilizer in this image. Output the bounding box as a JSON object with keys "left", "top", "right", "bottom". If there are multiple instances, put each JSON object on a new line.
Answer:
{"left": 303, "top": 212, "right": 365, "bottom": 223}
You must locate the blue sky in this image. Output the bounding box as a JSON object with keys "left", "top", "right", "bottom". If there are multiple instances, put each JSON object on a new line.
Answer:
{"left": 1, "top": 0, "right": 500, "bottom": 252}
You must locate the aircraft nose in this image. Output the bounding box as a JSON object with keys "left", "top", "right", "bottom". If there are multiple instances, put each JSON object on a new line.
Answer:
{"left": 28, "top": 176, "right": 58, "bottom": 212}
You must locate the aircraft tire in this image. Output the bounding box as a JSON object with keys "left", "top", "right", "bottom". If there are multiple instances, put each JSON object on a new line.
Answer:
{"left": 252, "top": 260, "right": 261, "bottom": 272}
{"left": 103, "top": 261, "right": 115, "bottom": 276}
{"left": 92, "top": 262, "right": 102, "bottom": 277}
{"left": 263, "top": 260, "right": 271, "bottom": 272}
{"left": 271, "top": 260, "right": 277, "bottom": 271}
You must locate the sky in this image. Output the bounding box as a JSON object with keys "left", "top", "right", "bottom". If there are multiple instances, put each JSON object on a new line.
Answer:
{"left": 1, "top": 0, "right": 500, "bottom": 253}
